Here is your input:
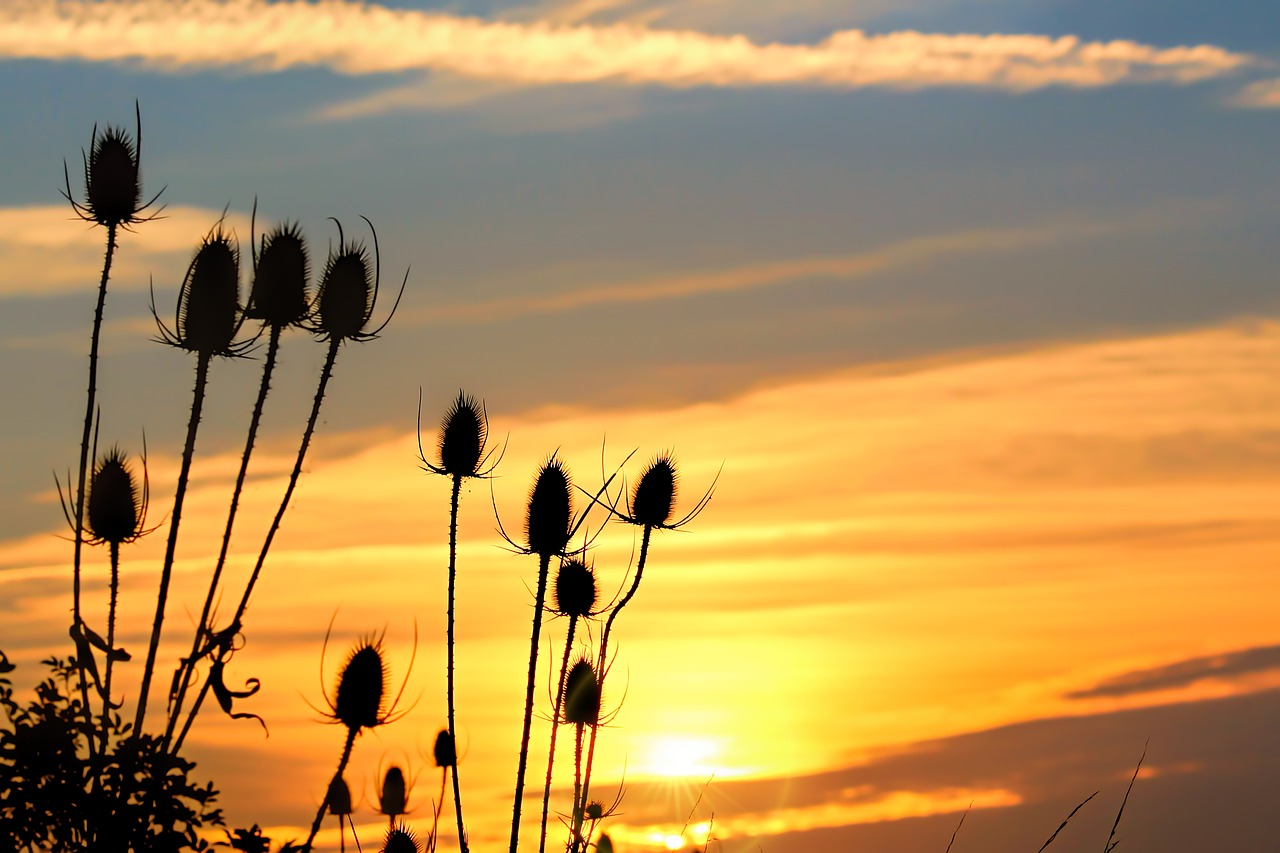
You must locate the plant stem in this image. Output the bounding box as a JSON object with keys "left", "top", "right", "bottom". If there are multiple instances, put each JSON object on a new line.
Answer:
{"left": 509, "top": 551, "right": 552, "bottom": 853}
{"left": 135, "top": 352, "right": 211, "bottom": 735}
{"left": 73, "top": 221, "right": 117, "bottom": 749}
{"left": 171, "top": 337, "right": 341, "bottom": 754}
{"left": 165, "top": 325, "right": 282, "bottom": 749}
{"left": 538, "top": 616, "right": 578, "bottom": 853}
{"left": 569, "top": 722, "right": 586, "bottom": 853}
{"left": 99, "top": 540, "right": 121, "bottom": 753}
{"left": 305, "top": 727, "right": 359, "bottom": 851}
{"left": 446, "top": 473, "right": 470, "bottom": 853}
{"left": 579, "top": 524, "right": 653, "bottom": 820}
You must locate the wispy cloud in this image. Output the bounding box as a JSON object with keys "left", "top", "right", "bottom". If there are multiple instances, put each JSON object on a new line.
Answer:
{"left": 1232, "top": 78, "right": 1280, "bottom": 108}
{"left": 0, "top": 1, "right": 1254, "bottom": 103}
{"left": 1067, "top": 645, "right": 1280, "bottom": 700}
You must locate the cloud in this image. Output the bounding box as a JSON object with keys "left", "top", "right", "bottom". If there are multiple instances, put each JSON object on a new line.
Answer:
{"left": 0, "top": 0, "right": 1254, "bottom": 108}
{"left": 1067, "top": 645, "right": 1280, "bottom": 700}
{"left": 1232, "top": 78, "right": 1280, "bottom": 108}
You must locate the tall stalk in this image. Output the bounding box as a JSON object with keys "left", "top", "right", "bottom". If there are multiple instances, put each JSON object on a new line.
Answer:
{"left": 539, "top": 613, "right": 580, "bottom": 853}
{"left": 98, "top": 539, "right": 122, "bottom": 752}
{"left": 446, "top": 473, "right": 470, "bottom": 853}
{"left": 509, "top": 551, "right": 552, "bottom": 853}
{"left": 305, "top": 728, "right": 358, "bottom": 850}
{"left": 135, "top": 353, "right": 211, "bottom": 734}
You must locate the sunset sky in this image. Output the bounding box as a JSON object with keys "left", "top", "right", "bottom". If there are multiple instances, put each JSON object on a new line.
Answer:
{"left": 2, "top": 1, "right": 1280, "bottom": 851}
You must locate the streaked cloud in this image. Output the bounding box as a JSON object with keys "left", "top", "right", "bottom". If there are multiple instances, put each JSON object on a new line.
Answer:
{"left": 1067, "top": 645, "right": 1280, "bottom": 700}
{"left": 0, "top": 1, "right": 1254, "bottom": 105}
{"left": 1233, "top": 78, "right": 1280, "bottom": 108}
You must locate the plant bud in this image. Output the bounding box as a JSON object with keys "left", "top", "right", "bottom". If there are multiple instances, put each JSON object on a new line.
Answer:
{"left": 438, "top": 391, "right": 486, "bottom": 477}
{"left": 247, "top": 223, "right": 309, "bottom": 328}
{"left": 597, "top": 833, "right": 614, "bottom": 853}
{"left": 379, "top": 765, "right": 407, "bottom": 817}
{"left": 632, "top": 454, "right": 677, "bottom": 528}
{"left": 326, "top": 775, "right": 352, "bottom": 817}
{"left": 87, "top": 448, "right": 141, "bottom": 545}
{"left": 333, "top": 640, "right": 386, "bottom": 732}
{"left": 526, "top": 456, "right": 572, "bottom": 558}
{"left": 562, "top": 657, "right": 601, "bottom": 727}
{"left": 554, "top": 559, "right": 596, "bottom": 619}
{"left": 433, "top": 729, "right": 456, "bottom": 768}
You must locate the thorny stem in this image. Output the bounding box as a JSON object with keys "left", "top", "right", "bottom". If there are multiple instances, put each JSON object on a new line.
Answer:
{"left": 73, "top": 221, "right": 116, "bottom": 751}
{"left": 98, "top": 540, "right": 121, "bottom": 753}
{"left": 570, "top": 722, "right": 586, "bottom": 853}
{"left": 306, "top": 727, "right": 359, "bottom": 851}
{"left": 509, "top": 551, "right": 552, "bottom": 853}
{"left": 135, "top": 352, "right": 211, "bottom": 735}
{"left": 579, "top": 523, "right": 653, "bottom": 822}
{"left": 173, "top": 337, "right": 342, "bottom": 754}
{"left": 447, "top": 473, "right": 470, "bottom": 853}
{"left": 165, "top": 325, "right": 283, "bottom": 750}
{"left": 539, "top": 614, "right": 579, "bottom": 853}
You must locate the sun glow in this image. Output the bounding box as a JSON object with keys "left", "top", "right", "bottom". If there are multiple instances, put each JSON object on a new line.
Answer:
{"left": 642, "top": 736, "right": 721, "bottom": 779}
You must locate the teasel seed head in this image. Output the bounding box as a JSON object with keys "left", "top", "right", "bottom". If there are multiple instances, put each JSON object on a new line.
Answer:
{"left": 246, "top": 222, "right": 310, "bottom": 328}
{"left": 554, "top": 559, "right": 597, "bottom": 619}
{"left": 381, "top": 824, "right": 420, "bottom": 853}
{"left": 597, "top": 834, "right": 614, "bottom": 853}
{"left": 526, "top": 455, "right": 573, "bottom": 558}
{"left": 326, "top": 775, "right": 353, "bottom": 817}
{"left": 155, "top": 225, "right": 246, "bottom": 356}
{"left": 433, "top": 728, "right": 456, "bottom": 768}
{"left": 439, "top": 391, "right": 487, "bottom": 477}
{"left": 333, "top": 638, "right": 387, "bottom": 733}
{"left": 631, "top": 454, "right": 677, "bottom": 529}
{"left": 64, "top": 103, "right": 159, "bottom": 229}
{"left": 379, "top": 765, "right": 407, "bottom": 818}
{"left": 87, "top": 447, "right": 145, "bottom": 546}
{"left": 562, "top": 656, "right": 601, "bottom": 727}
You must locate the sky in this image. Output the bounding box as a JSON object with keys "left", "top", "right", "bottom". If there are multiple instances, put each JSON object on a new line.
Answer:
{"left": 2, "top": 0, "right": 1280, "bottom": 850}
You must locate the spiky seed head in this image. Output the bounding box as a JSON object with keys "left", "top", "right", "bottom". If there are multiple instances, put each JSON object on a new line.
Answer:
{"left": 177, "top": 230, "right": 241, "bottom": 355}
{"left": 562, "top": 657, "right": 601, "bottom": 727}
{"left": 433, "top": 729, "right": 456, "bottom": 768}
{"left": 326, "top": 775, "right": 353, "bottom": 817}
{"left": 333, "top": 639, "right": 386, "bottom": 732}
{"left": 554, "top": 559, "right": 596, "bottom": 618}
{"left": 438, "top": 391, "right": 486, "bottom": 477}
{"left": 597, "top": 834, "right": 614, "bottom": 853}
{"left": 84, "top": 125, "right": 141, "bottom": 227}
{"left": 379, "top": 766, "right": 407, "bottom": 817}
{"left": 632, "top": 454, "right": 678, "bottom": 528}
{"left": 584, "top": 801, "right": 606, "bottom": 821}
{"left": 382, "top": 824, "right": 420, "bottom": 853}
{"left": 87, "top": 448, "right": 141, "bottom": 545}
{"left": 247, "top": 223, "right": 309, "bottom": 327}
{"left": 526, "top": 456, "right": 572, "bottom": 558}
{"left": 315, "top": 242, "right": 374, "bottom": 341}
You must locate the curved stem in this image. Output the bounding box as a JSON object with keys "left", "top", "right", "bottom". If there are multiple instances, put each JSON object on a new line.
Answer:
{"left": 305, "top": 727, "right": 359, "bottom": 851}
{"left": 539, "top": 616, "right": 578, "bottom": 853}
{"left": 446, "top": 473, "right": 470, "bottom": 853}
{"left": 135, "top": 352, "right": 211, "bottom": 735}
{"left": 579, "top": 524, "right": 653, "bottom": 821}
{"left": 165, "top": 325, "right": 283, "bottom": 750}
{"left": 73, "top": 221, "right": 117, "bottom": 749}
{"left": 172, "top": 337, "right": 342, "bottom": 755}
{"left": 99, "top": 541, "right": 121, "bottom": 752}
{"left": 509, "top": 552, "right": 552, "bottom": 853}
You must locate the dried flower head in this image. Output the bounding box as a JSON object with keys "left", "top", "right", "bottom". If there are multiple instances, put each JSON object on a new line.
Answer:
{"left": 432, "top": 728, "right": 456, "bottom": 769}
{"left": 246, "top": 221, "right": 310, "bottom": 328}
{"left": 309, "top": 217, "right": 403, "bottom": 343}
{"left": 554, "top": 559, "right": 597, "bottom": 619}
{"left": 381, "top": 824, "right": 421, "bottom": 853}
{"left": 332, "top": 638, "right": 386, "bottom": 732}
{"left": 562, "top": 656, "right": 601, "bottom": 727}
{"left": 525, "top": 456, "right": 573, "bottom": 559}
{"left": 64, "top": 102, "right": 160, "bottom": 229}
{"left": 631, "top": 454, "right": 677, "bottom": 528}
{"left": 379, "top": 765, "right": 408, "bottom": 818}
{"left": 86, "top": 446, "right": 148, "bottom": 546}
{"left": 154, "top": 224, "right": 248, "bottom": 357}
{"left": 326, "top": 775, "right": 353, "bottom": 817}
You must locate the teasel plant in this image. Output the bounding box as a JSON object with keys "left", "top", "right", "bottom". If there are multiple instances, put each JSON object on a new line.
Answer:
{"left": 326, "top": 775, "right": 358, "bottom": 853}
{"left": 141, "top": 220, "right": 253, "bottom": 735}
{"left": 169, "top": 215, "right": 405, "bottom": 756}
{"left": 61, "top": 101, "right": 162, "bottom": 739}
{"left": 418, "top": 390, "right": 501, "bottom": 853}
{"left": 56, "top": 426, "right": 153, "bottom": 750}
{"left": 304, "top": 627, "right": 415, "bottom": 850}
{"left": 537, "top": 558, "right": 602, "bottom": 852}
{"left": 430, "top": 728, "right": 457, "bottom": 836}
{"left": 577, "top": 453, "right": 716, "bottom": 834}
{"left": 561, "top": 655, "right": 607, "bottom": 853}
{"left": 164, "top": 208, "right": 313, "bottom": 752}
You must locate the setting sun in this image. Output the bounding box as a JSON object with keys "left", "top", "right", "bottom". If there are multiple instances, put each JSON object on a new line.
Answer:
{"left": 641, "top": 736, "right": 722, "bottom": 779}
